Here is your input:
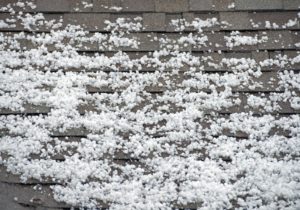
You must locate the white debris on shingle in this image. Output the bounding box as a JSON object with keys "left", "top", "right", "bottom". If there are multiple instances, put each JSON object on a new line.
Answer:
{"left": 224, "top": 31, "right": 268, "bottom": 49}
{"left": 0, "top": 1, "right": 300, "bottom": 210}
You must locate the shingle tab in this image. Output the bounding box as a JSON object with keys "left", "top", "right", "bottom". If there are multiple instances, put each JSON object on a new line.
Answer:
{"left": 258, "top": 31, "right": 294, "bottom": 50}
{"left": 249, "top": 12, "right": 300, "bottom": 30}
{"left": 64, "top": 13, "right": 110, "bottom": 31}
{"left": 285, "top": 50, "right": 300, "bottom": 70}
{"left": 0, "top": 0, "right": 36, "bottom": 12}
{"left": 121, "top": 0, "right": 155, "bottom": 12}
{"left": 212, "top": 0, "right": 235, "bottom": 11}
{"left": 292, "top": 31, "right": 300, "bottom": 48}
{"left": 93, "top": 0, "right": 121, "bottom": 12}
{"left": 283, "top": 0, "right": 300, "bottom": 10}
{"left": 189, "top": 0, "right": 213, "bottom": 11}
{"left": 251, "top": 51, "right": 269, "bottom": 70}
{"left": 124, "top": 33, "right": 159, "bottom": 51}
{"left": 70, "top": 0, "right": 93, "bottom": 12}
{"left": 220, "top": 12, "right": 251, "bottom": 30}
{"left": 235, "top": 0, "right": 283, "bottom": 10}
{"left": 166, "top": 14, "right": 182, "bottom": 32}
{"left": 155, "top": 0, "right": 189, "bottom": 12}
{"left": 143, "top": 13, "right": 166, "bottom": 31}
{"left": 36, "top": 0, "right": 70, "bottom": 12}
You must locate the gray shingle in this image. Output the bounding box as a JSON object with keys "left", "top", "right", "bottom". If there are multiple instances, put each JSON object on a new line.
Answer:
{"left": 212, "top": 0, "right": 235, "bottom": 11}
{"left": 292, "top": 31, "right": 300, "bottom": 48}
{"left": 121, "top": 0, "right": 155, "bottom": 12}
{"left": 201, "top": 52, "right": 225, "bottom": 71}
{"left": 166, "top": 14, "right": 182, "bottom": 32}
{"left": 194, "top": 13, "right": 221, "bottom": 31}
{"left": 258, "top": 31, "right": 294, "bottom": 50}
{"left": 36, "top": 0, "right": 70, "bottom": 12}
{"left": 143, "top": 13, "right": 166, "bottom": 31}
{"left": 0, "top": 14, "right": 21, "bottom": 31}
{"left": 0, "top": 14, "right": 64, "bottom": 32}
{"left": 220, "top": 12, "right": 251, "bottom": 30}
{"left": 0, "top": 182, "right": 72, "bottom": 209}
{"left": 285, "top": 50, "right": 300, "bottom": 70}
{"left": 109, "top": 13, "right": 143, "bottom": 24}
{"left": 69, "top": 0, "right": 93, "bottom": 12}
{"left": 124, "top": 33, "right": 159, "bottom": 51}
{"left": 158, "top": 33, "right": 192, "bottom": 51}
{"left": 189, "top": 0, "right": 213, "bottom": 11}
{"left": 0, "top": 104, "right": 51, "bottom": 115}
{"left": 194, "top": 32, "right": 227, "bottom": 51}
{"left": 0, "top": 0, "right": 36, "bottom": 12}
{"left": 225, "top": 32, "right": 260, "bottom": 51}
{"left": 64, "top": 13, "right": 110, "bottom": 31}
{"left": 93, "top": 0, "right": 121, "bottom": 12}
{"left": 235, "top": 0, "right": 283, "bottom": 10}
{"left": 251, "top": 51, "right": 269, "bottom": 70}
{"left": 283, "top": 0, "right": 300, "bottom": 9}
{"left": 249, "top": 12, "right": 300, "bottom": 30}
{"left": 155, "top": 0, "right": 189, "bottom": 12}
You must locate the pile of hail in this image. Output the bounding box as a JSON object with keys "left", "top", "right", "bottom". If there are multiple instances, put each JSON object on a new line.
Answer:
{"left": 0, "top": 1, "right": 300, "bottom": 210}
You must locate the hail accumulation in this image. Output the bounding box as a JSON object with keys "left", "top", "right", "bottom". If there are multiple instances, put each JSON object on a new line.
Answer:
{"left": 0, "top": 1, "right": 300, "bottom": 210}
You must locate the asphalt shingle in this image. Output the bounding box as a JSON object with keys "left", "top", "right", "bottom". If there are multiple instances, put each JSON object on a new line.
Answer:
{"left": 155, "top": 0, "right": 189, "bottom": 12}
{"left": 235, "top": 0, "right": 283, "bottom": 10}
{"left": 143, "top": 13, "right": 166, "bottom": 31}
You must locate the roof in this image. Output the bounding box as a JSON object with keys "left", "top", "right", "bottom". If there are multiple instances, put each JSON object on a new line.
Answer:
{"left": 0, "top": 0, "right": 300, "bottom": 209}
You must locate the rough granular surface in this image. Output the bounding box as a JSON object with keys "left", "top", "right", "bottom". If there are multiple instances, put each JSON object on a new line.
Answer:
{"left": 0, "top": 0, "right": 300, "bottom": 209}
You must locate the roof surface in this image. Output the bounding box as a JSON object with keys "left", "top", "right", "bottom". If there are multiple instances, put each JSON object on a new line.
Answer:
{"left": 0, "top": 0, "right": 300, "bottom": 209}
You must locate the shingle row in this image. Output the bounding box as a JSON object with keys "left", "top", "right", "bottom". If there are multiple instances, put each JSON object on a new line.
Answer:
{"left": 1, "top": 0, "right": 299, "bottom": 13}
{"left": 2, "top": 31, "right": 298, "bottom": 52}
{"left": 0, "top": 11, "right": 299, "bottom": 32}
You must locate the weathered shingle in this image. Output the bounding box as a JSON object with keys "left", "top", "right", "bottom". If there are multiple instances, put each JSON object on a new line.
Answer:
{"left": 235, "top": 0, "right": 283, "bottom": 10}
{"left": 220, "top": 12, "right": 251, "bottom": 30}
{"left": 249, "top": 12, "right": 300, "bottom": 30}
{"left": 64, "top": 13, "right": 110, "bottom": 31}
{"left": 258, "top": 31, "right": 294, "bottom": 50}
{"left": 121, "top": 0, "right": 155, "bottom": 12}
{"left": 93, "top": 0, "right": 121, "bottom": 12}
{"left": 143, "top": 13, "right": 166, "bottom": 31}
{"left": 212, "top": 0, "right": 235, "bottom": 11}
{"left": 124, "top": 33, "right": 159, "bottom": 51}
{"left": 166, "top": 13, "right": 182, "bottom": 32}
{"left": 0, "top": 0, "right": 36, "bottom": 12}
{"left": 155, "top": 0, "right": 189, "bottom": 12}
{"left": 251, "top": 51, "right": 269, "bottom": 69}
{"left": 283, "top": 0, "right": 300, "bottom": 10}
{"left": 189, "top": 0, "right": 213, "bottom": 11}
{"left": 71, "top": 0, "right": 93, "bottom": 12}
{"left": 36, "top": 0, "right": 70, "bottom": 12}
